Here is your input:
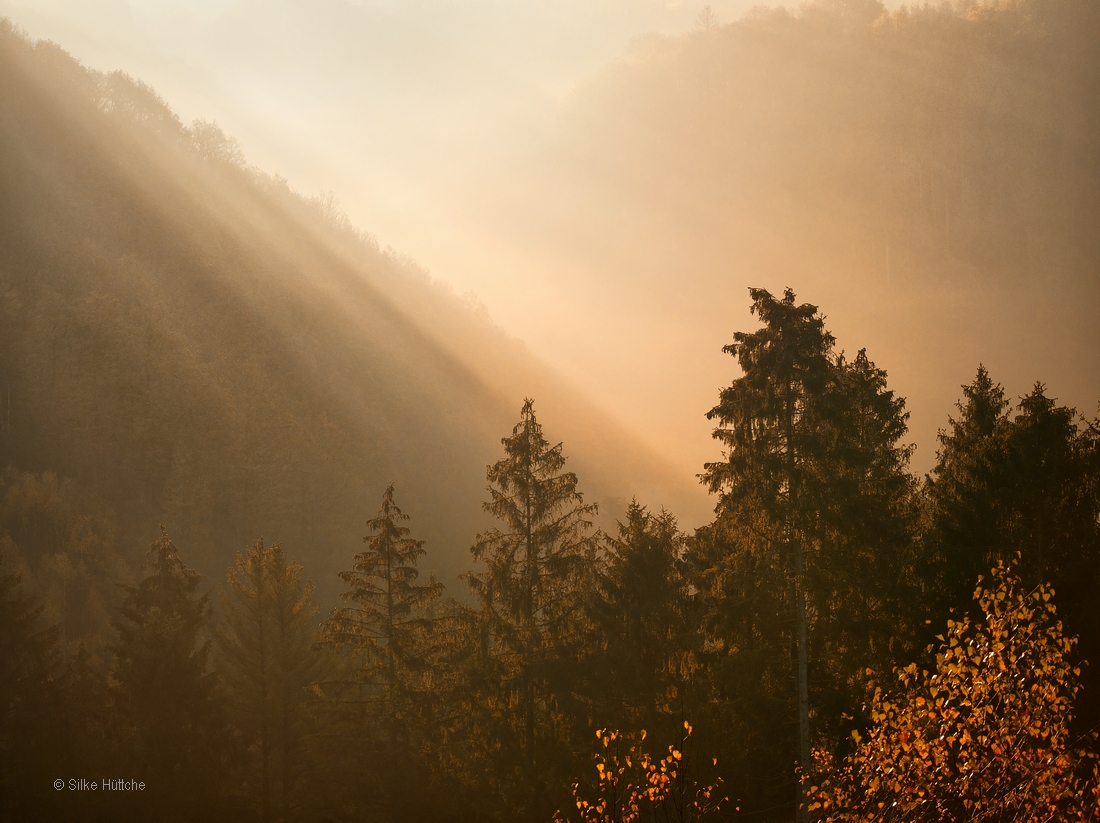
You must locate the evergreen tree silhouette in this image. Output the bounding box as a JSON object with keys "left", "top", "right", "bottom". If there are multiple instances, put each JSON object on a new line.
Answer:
{"left": 111, "top": 527, "right": 228, "bottom": 822}
{"left": 587, "top": 501, "right": 696, "bottom": 736}
{"left": 317, "top": 484, "right": 444, "bottom": 821}
{"left": 700, "top": 287, "right": 833, "bottom": 821}
{"left": 924, "top": 364, "right": 1013, "bottom": 615}
{"left": 925, "top": 372, "right": 1100, "bottom": 734}
{"left": 698, "top": 288, "right": 915, "bottom": 821}
{"left": 465, "top": 398, "right": 598, "bottom": 818}
{"left": 217, "top": 538, "right": 319, "bottom": 823}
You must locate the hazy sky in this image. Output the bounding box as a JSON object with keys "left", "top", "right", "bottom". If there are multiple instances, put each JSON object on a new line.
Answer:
{"left": 3, "top": 0, "right": 1096, "bottom": 512}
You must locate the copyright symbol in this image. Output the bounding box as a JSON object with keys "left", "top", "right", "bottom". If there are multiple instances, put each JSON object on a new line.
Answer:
{"left": 53, "top": 779, "right": 64, "bottom": 791}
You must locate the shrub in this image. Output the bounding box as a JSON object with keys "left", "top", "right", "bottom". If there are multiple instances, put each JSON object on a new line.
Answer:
{"left": 556, "top": 721, "right": 727, "bottom": 823}
{"left": 809, "top": 560, "right": 1100, "bottom": 821}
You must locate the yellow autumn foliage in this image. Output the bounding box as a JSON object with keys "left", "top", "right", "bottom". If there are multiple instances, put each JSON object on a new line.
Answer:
{"left": 809, "top": 559, "right": 1100, "bottom": 821}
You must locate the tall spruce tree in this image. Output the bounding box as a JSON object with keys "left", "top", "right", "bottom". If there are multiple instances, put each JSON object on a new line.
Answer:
{"left": 464, "top": 398, "right": 598, "bottom": 819}
{"left": 321, "top": 484, "right": 443, "bottom": 740}
{"left": 317, "top": 484, "right": 444, "bottom": 821}
{"left": 216, "top": 538, "right": 319, "bottom": 823}
{"left": 111, "top": 527, "right": 228, "bottom": 822}
{"left": 1003, "top": 385, "right": 1100, "bottom": 737}
{"left": 264, "top": 544, "right": 320, "bottom": 823}
{"left": 810, "top": 349, "right": 921, "bottom": 727}
{"left": 697, "top": 289, "right": 915, "bottom": 822}
{"left": 699, "top": 287, "right": 832, "bottom": 821}
{"left": 923, "top": 365, "right": 1013, "bottom": 615}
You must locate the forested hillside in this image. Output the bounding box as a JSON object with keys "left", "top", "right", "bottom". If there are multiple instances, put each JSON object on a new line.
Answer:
{"left": 557, "top": 0, "right": 1100, "bottom": 279}
{"left": 0, "top": 18, "right": 700, "bottom": 600}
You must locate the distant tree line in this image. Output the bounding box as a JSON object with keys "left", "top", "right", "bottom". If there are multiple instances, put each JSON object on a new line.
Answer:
{"left": 2, "top": 287, "right": 1098, "bottom": 822}
{"left": 566, "top": 0, "right": 1100, "bottom": 283}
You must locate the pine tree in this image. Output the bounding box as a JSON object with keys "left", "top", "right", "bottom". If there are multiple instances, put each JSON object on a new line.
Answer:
{"left": 923, "top": 365, "right": 1013, "bottom": 615}
{"left": 697, "top": 289, "right": 916, "bottom": 821}
{"left": 699, "top": 287, "right": 833, "bottom": 821}
{"left": 218, "top": 540, "right": 272, "bottom": 820}
{"left": 321, "top": 484, "right": 442, "bottom": 738}
{"left": 464, "top": 398, "right": 598, "bottom": 818}
{"left": 111, "top": 527, "right": 227, "bottom": 821}
{"left": 265, "top": 544, "right": 320, "bottom": 823}
{"left": 317, "top": 484, "right": 444, "bottom": 820}
{"left": 1002, "top": 384, "right": 1099, "bottom": 585}
{"left": 216, "top": 538, "right": 319, "bottom": 823}
{"left": 587, "top": 501, "right": 696, "bottom": 735}
{"left": 810, "top": 349, "right": 921, "bottom": 731}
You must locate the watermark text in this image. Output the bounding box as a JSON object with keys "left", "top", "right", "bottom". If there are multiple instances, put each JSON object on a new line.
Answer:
{"left": 54, "top": 778, "right": 146, "bottom": 791}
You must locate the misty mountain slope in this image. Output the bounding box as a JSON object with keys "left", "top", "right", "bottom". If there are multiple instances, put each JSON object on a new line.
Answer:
{"left": 560, "top": 0, "right": 1100, "bottom": 277}
{"left": 0, "top": 21, "right": 703, "bottom": 598}
{"left": 461, "top": 0, "right": 1100, "bottom": 470}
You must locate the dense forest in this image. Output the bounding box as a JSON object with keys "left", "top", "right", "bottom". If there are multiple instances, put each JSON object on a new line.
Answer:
{"left": 2, "top": 0, "right": 1099, "bottom": 821}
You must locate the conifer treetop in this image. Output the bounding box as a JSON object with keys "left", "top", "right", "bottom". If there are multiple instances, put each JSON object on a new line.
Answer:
{"left": 481, "top": 398, "right": 592, "bottom": 535}
{"left": 701, "top": 287, "right": 836, "bottom": 510}
{"left": 117, "top": 526, "right": 207, "bottom": 629}
{"left": 465, "top": 397, "right": 600, "bottom": 654}
{"left": 322, "top": 484, "right": 442, "bottom": 652}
